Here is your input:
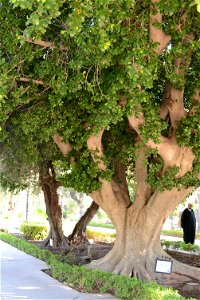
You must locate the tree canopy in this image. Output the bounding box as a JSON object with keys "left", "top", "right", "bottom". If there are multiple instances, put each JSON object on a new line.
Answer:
{"left": 0, "top": 0, "right": 200, "bottom": 281}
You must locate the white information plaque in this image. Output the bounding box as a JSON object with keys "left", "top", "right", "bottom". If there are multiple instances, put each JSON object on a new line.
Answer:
{"left": 155, "top": 258, "right": 173, "bottom": 274}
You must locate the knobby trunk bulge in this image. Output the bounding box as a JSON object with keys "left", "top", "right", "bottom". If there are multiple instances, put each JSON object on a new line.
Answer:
{"left": 39, "top": 161, "right": 69, "bottom": 247}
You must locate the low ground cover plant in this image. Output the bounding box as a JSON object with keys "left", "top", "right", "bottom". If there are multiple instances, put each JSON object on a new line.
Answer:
{"left": 0, "top": 232, "right": 191, "bottom": 300}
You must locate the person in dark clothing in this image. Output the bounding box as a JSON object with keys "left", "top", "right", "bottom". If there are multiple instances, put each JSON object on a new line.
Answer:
{"left": 181, "top": 203, "right": 196, "bottom": 244}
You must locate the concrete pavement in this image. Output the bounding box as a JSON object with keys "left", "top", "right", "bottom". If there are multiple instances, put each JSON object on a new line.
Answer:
{"left": 0, "top": 240, "right": 115, "bottom": 300}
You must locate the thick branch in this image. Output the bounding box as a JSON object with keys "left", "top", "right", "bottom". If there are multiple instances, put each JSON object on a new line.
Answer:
{"left": 23, "top": 37, "right": 67, "bottom": 51}
{"left": 146, "top": 186, "right": 194, "bottom": 220}
{"left": 112, "top": 163, "right": 131, "bottom": 206}
{"left": 52, "top": 135, "right": 72, "bottom": 156}
{"left": 190, "top": 89, "right": 200, "bottom": 114}
{"left": 134, "top": 146, "right": 152, "bottom": 208}
{"left": 168, "top": 88, "right": 185, "bottom": 128}
{"left": 20, "top": 76, "right": 44, "bottom": 85}
{"left": 194, "top": 89, "right": 200, "bottom": 103}
{"left": 160, "top": 83, "right": 171, "bottom": 120}
{"left": 168, "top": 34, "right": 194, "bottom": 127}
{"left": 150, "top": 0, "right": 171, "bottom": 54}
{"left": 87, "top": 129, "right": 106, "bottom": 171}
{"left": 128, "top": 114, "right": 195, "bottom": 177}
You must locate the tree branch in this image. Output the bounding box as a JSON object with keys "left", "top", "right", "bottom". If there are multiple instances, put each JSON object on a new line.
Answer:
{"left": 163, "top": 34, "right": 195, "bottom": 128}
{"left": 134, "top": 145, "right": 152, "bottom": 208}
{"left": 52, "top": 135, "right": 72, "bottom": 156}
{"left": 150, "top": 0, "right": 171, "bottom": 54}
{"left": 111, "top": 163, "right": 131, "bottom": 207}
{"left": 20, "top": 77, "right": 44, "bottom": 85}
{"left": 190, "top": 89, "right": 200, "bottom": 114}
{"left": 23, "top": 37, "right": 67, "bottom": 51}
{"left": 128, "top": 113, "right": 195, "bottom": 177}
{"left": 87, "top": 129, "right": 106, "bottom": 171}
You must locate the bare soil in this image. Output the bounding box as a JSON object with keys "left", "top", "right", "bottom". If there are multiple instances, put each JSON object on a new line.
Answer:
{"left": 33, "top": 240, "right": 200, "bottom": 299}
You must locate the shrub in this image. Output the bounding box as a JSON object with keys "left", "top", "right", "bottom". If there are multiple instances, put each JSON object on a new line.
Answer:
{"left": 86, "top": 228, "right": 116, "bottom": 242}
{"left": 20, "top": 222, "right": 48, "bottom": 240}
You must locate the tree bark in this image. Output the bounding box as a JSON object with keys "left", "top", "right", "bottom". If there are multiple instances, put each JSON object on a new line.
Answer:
{"left": 39, "top": 161, "right": 69, "bottom": 247}
{"left": 68, "top": 201, "right": 99, "bottom": 244}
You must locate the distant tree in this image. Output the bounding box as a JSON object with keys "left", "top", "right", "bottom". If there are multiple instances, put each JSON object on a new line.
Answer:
{"left": 0, "top": 122, "right": 69, "bottom": 246}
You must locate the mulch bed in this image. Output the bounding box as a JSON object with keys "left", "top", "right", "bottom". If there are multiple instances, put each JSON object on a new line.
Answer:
{"left": 32, "top": 240, "right": 200, "bottom": 299}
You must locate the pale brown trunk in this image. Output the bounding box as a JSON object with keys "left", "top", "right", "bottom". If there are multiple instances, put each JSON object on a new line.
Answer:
{"left": 68, "top": 201, "right": 99, "bottom": 244}
{"left": 88, "top": 185, "right": 200, "bottom": 282}
{"left": 39, "top": 162, "right": 68, "bottom": 248}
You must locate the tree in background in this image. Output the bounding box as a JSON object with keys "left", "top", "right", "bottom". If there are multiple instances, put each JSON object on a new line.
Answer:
{"left": 0, "top": 120, "right": 99, "bottom": 246}
{"left": 0, "top": 121, "right": 69, "bottom": 246}
{"left": 0, "top": 0, "right": 199, "bottom": 282}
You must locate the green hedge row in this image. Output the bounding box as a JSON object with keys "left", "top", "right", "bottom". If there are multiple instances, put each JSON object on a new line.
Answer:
{"left": 161, "top": 229, "right": 200, "bottom": 240}
{"left": 0, "top": 232, "right": 189, "bottom": 300}
{"left": 88, "top": 223, "right": 200, "bottom": 240}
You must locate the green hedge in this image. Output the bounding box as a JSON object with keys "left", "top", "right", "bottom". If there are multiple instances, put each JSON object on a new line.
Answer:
{"left": 0, "top": 232, "right": 190, "bottom": 300}
{"left": 161, "top": 229, "right": 200, "bottom": 240}
{"left": 86, "top": 228, "right": 116, "bottom": 242}
{"left": 87, "top": 225, "right": 200, "bottom": 241}
{"left": 20, "top": 222, "right": 48, "bottom": 240}
{"left": 161, "top": 240, "right": 200, "bottom": 254}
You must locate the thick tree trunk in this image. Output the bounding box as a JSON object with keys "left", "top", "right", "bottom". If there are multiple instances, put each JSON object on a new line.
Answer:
{"left": 88, "top": 181, "right": 200, "bottom": 282}
{"left": 68, "top": 201, "right": 99, "bottom": 244}
{"left": 39, "top": 162, "right": 69, "bottom": 248}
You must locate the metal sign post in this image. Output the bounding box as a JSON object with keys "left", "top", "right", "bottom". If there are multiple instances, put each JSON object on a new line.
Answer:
{"left": 155, "top": 257, "right": 173, "bottom": 285}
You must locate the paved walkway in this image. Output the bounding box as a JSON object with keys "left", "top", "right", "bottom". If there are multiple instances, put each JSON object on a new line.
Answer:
{"left": 0, "top": 240, "right": 115, "bottom": 300}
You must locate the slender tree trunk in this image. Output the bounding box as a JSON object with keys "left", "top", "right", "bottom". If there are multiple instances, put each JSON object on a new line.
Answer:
{"left": 68, "top": 201, "right": 99, "bottom": 244}
{"left": 39, "top": 162, "right": 68, "bottom": 247}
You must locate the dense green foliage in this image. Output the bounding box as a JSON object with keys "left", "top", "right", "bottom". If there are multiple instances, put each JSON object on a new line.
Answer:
{"left": 20, "top": 222, "right": 48, "bottom": 240}
{"left": 0, "top": 233, "right": 191, "bottom": 300}
{"left": 0, "top": 0, "right": 199, "bottom": 194}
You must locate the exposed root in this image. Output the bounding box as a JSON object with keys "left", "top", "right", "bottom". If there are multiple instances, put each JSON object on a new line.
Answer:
{"left": 173, "top": 258, "right": 200, "bottom": 281}
{"left": 86, "top": 245, "right": 123, "bottom": 272}
{"left": 159, "top": 248, "right": 200, "bottom": 282}
{"left": 68, "top": 233, "right": 89, "bottom": 246}
{"left": 113, "top": 257, "right": 152, "bottom": 281}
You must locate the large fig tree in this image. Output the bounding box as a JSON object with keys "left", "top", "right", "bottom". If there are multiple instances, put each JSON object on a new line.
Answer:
{"left": 0, "top": 0, "right": 199, "bottom": 282}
